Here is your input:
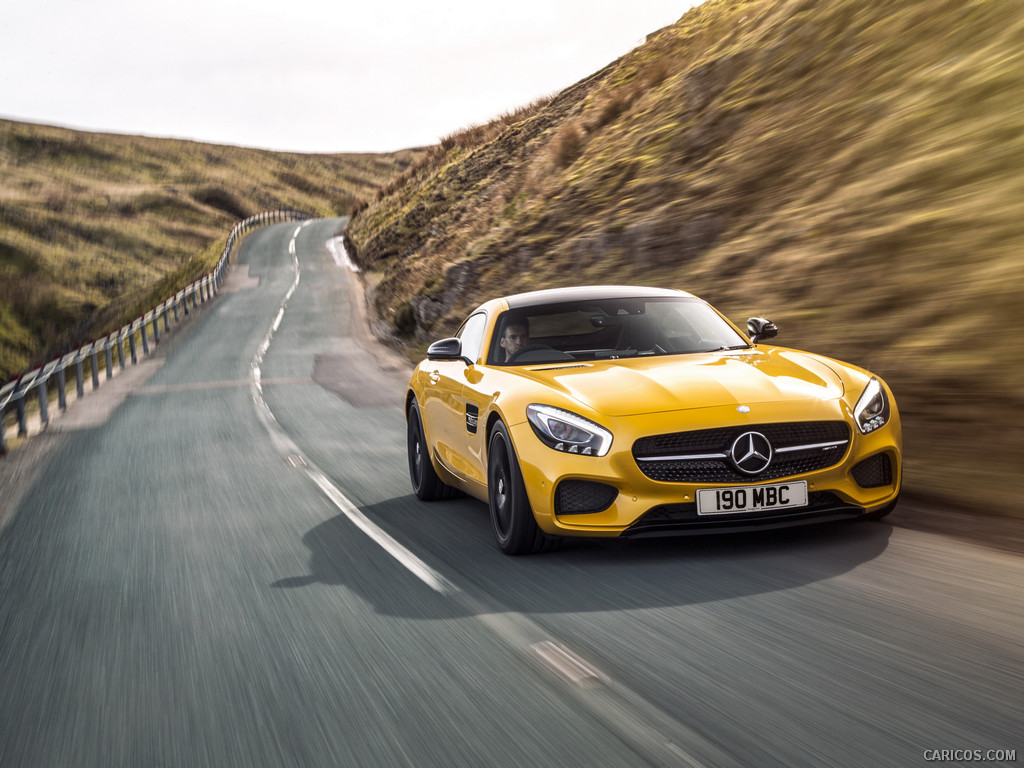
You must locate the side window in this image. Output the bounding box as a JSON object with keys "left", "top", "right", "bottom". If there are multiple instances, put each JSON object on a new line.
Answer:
{"left": 457, "top": 313, "right": 488, "bottom": 363}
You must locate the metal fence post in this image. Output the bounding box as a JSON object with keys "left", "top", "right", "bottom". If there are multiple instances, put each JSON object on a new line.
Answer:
{"left": 129, "top": 330, "right": 137, "bottom": 365}
{"left": 75, "top": 353, "right": 85, "bottom": 399}
{"left": 163, "top": 305, "right": 170, "bottom": 332}
{"left": 14, "top": 380, "right": 27, "bottom": 437}
{"left": 141, "top": 318, "right": 150, "bottom": 356}
{"left": 173, "top": 297, "right": 180, "bottom": 323}
{"left": 36, "top": 376, "right": 49, "bottom": 427}
{"left": 90, "top": 346, "right": 100, "bottom": 390}
{"left": 117, "top": 332, "right": 126, "bottom": 370}
{"left": 152, "top": 312, "right": 160, "bottom": 344}
{"left": 56, "top": 363, "right": 67, "bottom": 411}
{"left": 105, "top": 340, "right": 113, "bottom": 380}
{"left": 191, "top": 286, "right": 198, "bottom": 309}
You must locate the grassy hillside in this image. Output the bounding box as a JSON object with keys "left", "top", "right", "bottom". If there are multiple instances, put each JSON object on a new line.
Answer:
{"left": 344, "top": 0, "right": 1024, "bottom": 517}
{"left": 0, "top": 118, "right": 425, "bottom": 378}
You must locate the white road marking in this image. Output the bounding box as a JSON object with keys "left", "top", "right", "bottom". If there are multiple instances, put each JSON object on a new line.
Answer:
{"left": 248, "top": 220, "right": 456, "bottom": 595}
{"left": 326, "top": 235, "right": 360, "bottom": 272}
{"left": 305, "top": 465, "right": 456, "bottom": 595}
{"left": 531, "top": 641, "right": 605, "bottom": 686}
{"left": 244, "top": 219, "right": 724, "bottom": 766}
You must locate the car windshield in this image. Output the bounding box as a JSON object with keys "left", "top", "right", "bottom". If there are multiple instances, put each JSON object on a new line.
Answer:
{"left": 488, "top": 297, "right": 750, "bottom": 365}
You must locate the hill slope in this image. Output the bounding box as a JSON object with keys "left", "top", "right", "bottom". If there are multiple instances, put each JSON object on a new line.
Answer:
{"left": 0, "top": 119, "right": 424, "bottom": 378}
{"left": 344, "top": 0, "right": 1024, "bottom": 517}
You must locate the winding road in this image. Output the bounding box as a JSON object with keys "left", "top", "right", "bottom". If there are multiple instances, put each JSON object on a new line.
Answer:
{"left": 1, "top": 218, "right": 1020, "bottom": 767}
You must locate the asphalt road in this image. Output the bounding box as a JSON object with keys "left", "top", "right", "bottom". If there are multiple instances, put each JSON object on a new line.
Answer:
{"left": 1, "top": 218, "right": 1020, "bottom": 768}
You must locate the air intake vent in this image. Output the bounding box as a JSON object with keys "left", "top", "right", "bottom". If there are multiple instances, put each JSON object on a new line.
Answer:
{"left": 851, "top": 454, "right": 893, "bottom": 488}
{"left": 555, "top": 480, "right": 618, "bottom": 515}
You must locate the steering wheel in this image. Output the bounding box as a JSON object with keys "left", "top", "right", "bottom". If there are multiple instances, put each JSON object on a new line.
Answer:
{"left": 507, "top": 343, "right": 559, "bottom": 364}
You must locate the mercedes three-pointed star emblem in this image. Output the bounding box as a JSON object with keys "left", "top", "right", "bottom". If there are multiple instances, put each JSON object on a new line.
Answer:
{"left": 730, "top": 431, "right": 773, "bottom": 475}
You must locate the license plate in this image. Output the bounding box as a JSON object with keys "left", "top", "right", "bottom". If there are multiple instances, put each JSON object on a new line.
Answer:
{"left": 697, "top": 481, "right": 808, "bottom": 516}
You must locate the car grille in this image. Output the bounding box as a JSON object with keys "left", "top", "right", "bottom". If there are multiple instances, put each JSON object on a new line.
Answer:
{"left": 632, "top": 421, "right": 850, "bottom": 483}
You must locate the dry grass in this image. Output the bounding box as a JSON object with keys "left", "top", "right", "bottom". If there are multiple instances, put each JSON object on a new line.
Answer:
{"left": 345, "top": 0, "right": 1024, "bottom": 517}
{"left": 0, "top": 119, "right": 426, "bottom": 378}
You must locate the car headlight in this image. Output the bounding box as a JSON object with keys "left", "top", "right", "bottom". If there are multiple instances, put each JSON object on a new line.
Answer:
{"left": 853, "top": 377, "right": 890, "bottom": 434}
{"left": 526, "top": 404, "right": 613, "bottom": 456}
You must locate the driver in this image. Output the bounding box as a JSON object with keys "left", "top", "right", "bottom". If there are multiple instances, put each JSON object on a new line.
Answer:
{"left": 500, "top": 318, "right": 529, "bottom": 361}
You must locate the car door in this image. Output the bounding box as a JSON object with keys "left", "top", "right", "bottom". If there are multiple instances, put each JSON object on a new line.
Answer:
{"left": 420, "top": 354, "right": 469, "bottom": 479}
{"left": 425, "top": 312, "right": 488, "bottom": 483}
{"left": 436, "top": 313, "right": 491, "bottom": 489}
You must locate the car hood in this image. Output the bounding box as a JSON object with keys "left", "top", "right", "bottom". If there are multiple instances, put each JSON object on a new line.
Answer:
{"left": 515, "top": 348, "right": 845, "bottom": 417}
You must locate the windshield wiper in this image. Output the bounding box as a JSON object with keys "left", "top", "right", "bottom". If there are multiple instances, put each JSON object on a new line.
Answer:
{"left": 707, "top": 344, "right": 752, "bottom": 352}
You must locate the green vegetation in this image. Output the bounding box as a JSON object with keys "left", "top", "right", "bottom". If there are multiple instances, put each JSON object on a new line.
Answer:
{"left": 0, "top": 118, "right": 425, "bottom": 378}
{"left": 345, "top": 0, "right": 1024, "bottom": 517}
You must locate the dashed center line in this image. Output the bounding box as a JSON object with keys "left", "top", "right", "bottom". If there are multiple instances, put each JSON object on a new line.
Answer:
{"left": 242, "top": 219, "right": 728, "bottom": 767}
{"left": 531, "top": 641, "right": 606, "bottom": 687}
{"left": 248, "top": 221, "right": 457, "bottom": 595}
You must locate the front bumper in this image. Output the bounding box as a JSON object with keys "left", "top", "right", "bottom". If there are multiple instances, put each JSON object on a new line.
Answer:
{"left": 509, "top": 402, "right": 902, "bottom": 538}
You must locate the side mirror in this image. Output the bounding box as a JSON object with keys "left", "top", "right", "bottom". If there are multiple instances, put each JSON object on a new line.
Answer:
{"left": 747, "top": 317, "right": 778, "bottom": 344}
{"left": 427, "top": 337, "right": 463, "bottom": 360}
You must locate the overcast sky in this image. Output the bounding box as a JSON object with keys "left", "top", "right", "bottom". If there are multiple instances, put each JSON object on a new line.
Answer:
{"left": 1, "top": 1, "right": 698, "bottom": 154}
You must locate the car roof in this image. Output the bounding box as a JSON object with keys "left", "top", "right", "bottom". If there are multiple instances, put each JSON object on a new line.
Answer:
{"left": 502, "top": 285, "right": 694, "bottom": 309}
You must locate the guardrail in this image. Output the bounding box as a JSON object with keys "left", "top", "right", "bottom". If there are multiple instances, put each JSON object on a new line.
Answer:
{"left": 0, "top": 210, "right": 313, "bottom": 451}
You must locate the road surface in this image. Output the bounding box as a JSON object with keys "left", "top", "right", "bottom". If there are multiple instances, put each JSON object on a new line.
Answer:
{"left": 1, "top": 218, "right": 1020, "bottom": 767}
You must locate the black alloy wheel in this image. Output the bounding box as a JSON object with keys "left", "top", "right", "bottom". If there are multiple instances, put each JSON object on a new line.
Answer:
{"left": 487, "top": 420, "right": 550, "bottom": 555}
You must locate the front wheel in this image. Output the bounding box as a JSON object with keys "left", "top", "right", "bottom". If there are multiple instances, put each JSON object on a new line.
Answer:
{"left": 487, "top": 421, "right": 550, "bottom": 555}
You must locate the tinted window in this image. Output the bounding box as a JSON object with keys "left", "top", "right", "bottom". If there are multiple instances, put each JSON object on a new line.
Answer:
{"left": 488, "top": 297, "right": 749, "bottom": 365}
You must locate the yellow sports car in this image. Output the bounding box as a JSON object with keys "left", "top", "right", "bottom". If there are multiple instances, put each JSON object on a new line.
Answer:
{"left": 406, "top": 286, "right": 902, "bottom": 554}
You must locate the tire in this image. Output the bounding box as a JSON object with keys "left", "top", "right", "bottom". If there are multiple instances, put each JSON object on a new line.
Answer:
{"left": 487, "top": 421, "right": 551, "bottom": 555}
{"left": 407, "top": 399, "right": 458, "bottom": 501}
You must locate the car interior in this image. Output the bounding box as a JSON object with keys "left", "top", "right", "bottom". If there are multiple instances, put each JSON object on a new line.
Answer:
{"left": 489, "top": 299, "right": 750, "bottom": 365}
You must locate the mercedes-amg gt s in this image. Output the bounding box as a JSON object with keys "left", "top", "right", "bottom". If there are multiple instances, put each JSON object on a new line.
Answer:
{"left": 406, "top": 286, "right": 901, "bottom": 554}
